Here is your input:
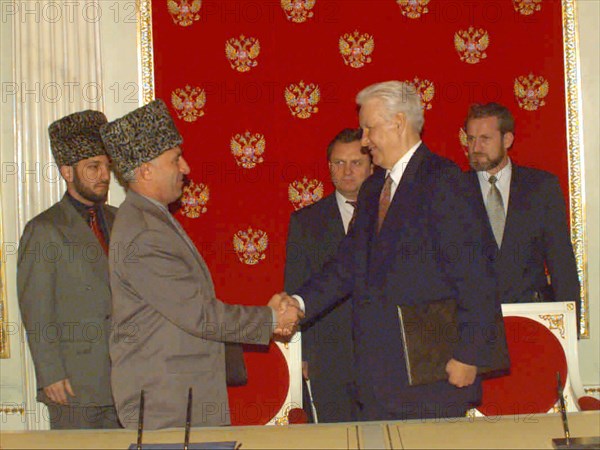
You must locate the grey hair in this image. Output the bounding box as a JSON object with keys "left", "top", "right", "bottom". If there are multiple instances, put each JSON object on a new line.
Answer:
{"left": 356, "top": 81, "right": 424, "bottom": 133}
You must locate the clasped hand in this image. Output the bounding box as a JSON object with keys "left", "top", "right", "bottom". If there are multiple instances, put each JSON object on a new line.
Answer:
{"left": 268, "top": 292, "right": 304, "bottom": 338}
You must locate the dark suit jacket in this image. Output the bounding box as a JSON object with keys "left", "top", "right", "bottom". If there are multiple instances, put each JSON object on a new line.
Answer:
{"left": 467, "top": 164, "right": 580, "bottom": 312}
{"left": 297, "top": 144, "right": 501, "bottom": 420}
{"left": 17, "top": 194, "right": 116, "bottom": 406}
{"left": 284, "top": 193, "right": 355, "bottom": 422}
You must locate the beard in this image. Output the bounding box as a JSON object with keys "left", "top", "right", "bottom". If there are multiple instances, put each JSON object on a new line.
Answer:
{"left": 469, "top": 150, "right": 506, "bottom": 172}
{"left": 73, "top": 170, "right": 109, "bottom": 204}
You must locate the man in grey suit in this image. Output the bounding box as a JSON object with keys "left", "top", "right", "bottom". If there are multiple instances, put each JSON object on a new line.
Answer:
{"left": 285, "top": 128, "right": 372, "bottom": 422}
{"left": 100, "top": 99, "right": 302, "bottom": 430}
{"left": 17, "top": 110, "right": 119, "bottom": 429}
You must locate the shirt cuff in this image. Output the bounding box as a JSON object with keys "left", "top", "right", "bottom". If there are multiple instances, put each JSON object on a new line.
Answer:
{"left": 292, "top": 295, "right": 306, "bottom": 312}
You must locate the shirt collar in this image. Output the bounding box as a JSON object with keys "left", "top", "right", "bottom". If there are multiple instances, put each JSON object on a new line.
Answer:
{"left": 386, "top": 140, "right": 422, "bottom": 185}
{"left": 477, "top": 157, "right": 512, "bottom": 185}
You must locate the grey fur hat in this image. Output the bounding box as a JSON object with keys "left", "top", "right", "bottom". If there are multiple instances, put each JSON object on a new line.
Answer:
{"left": 48, "top": 110, "right": 108, "bottom": 166}
{"left": 100, "top": 99, "right": 183, "bottom": 176}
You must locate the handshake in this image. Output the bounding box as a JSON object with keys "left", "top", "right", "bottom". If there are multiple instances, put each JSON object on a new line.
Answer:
{"left": 268, "top": 292, "right": 304, "bottom": 338}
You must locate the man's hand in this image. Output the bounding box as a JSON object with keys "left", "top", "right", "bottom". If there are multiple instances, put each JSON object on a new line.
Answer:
{"left": 446, "top": 358, "right": 477, "bottom": 388}
{"left": 268, "top": 292, "right": 304, "bottom": 338}
{"left": 43, "top": 378, "right": 75, "bottom": 405}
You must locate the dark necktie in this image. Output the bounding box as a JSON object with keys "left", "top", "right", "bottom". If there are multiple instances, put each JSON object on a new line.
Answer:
{"left": 486, "top": 175, "right": 505, "bottom": 247}
{"left": 89, "top": 207, "right": 109, "bottom": 255}
{"left": 377, "top": 175, "right": 393, "bottom": 233}
{"left": 346, "top": 200, "right": 357, "bottom": 234}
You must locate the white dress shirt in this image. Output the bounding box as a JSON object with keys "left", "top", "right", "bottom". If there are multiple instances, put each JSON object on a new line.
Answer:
{"left": 335, "top": 190, "right": 358, "bottom": 234}
{"left": 387, "top": 140, "right": 422, "bottom": 200}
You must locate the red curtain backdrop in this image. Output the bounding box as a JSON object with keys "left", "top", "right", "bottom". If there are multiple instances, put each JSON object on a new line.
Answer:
{"left": 150, "top": 0, "right": 569, "bottom": 425}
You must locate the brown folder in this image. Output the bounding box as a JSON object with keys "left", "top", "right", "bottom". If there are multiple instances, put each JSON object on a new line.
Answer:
{"left": 397, "top": 298, "right": 510, "bottom": 386}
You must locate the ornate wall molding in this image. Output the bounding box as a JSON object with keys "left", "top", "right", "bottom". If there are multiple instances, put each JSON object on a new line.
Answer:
{"left": 562, "top": 0, "right": 588, "bottom": 337}
{"left": 138, "top": 0, "right": 155, "bottom": 104}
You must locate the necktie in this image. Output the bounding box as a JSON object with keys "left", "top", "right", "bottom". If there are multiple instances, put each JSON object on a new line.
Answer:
{"left": 346, "top": 200, "right": 358, "bottom": 234}
{"left": 486, "top": 175, "right": 505, "bottom": 247}
{"left": 377, "top": 175, "right": 393, "bottom": 233}
{"left": 89, "top": 207, "right": 109, "bottom": 255}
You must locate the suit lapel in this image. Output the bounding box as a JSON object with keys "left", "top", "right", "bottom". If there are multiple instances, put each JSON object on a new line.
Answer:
{"left": 322, "top": 194, "right": 345, "bottom": 240}
{"left": 55, "top": 195, "right": 110, "bottom": 282}
{"left": 378, "top": 144, "right": 428, "bottom": 236}
{"left": 468, "top": 170, "right": 497, "bottom": 249}
{"left": 502, "top": 164, "right": 523, "bottom": 250}
{"left": 128, "top": 191, "right": 213, "bottom": 289}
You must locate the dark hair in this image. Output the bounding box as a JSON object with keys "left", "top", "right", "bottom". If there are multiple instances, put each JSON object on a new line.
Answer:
{"left": 465, "top": 103, "right": 515, "bottom": 135}
{"left": 326, "top": 128, "right": 370, "bottom": 161}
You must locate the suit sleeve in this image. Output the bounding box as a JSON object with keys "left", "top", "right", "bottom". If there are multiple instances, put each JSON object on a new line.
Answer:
{"left": 17, "top": 222, "right": 67, "bottom": 388}
{"left": 117, "top": 229, "right": 273, "bottom": 345}
{"left": 284, "top": 213, "right": 312, "bottom": 294}
{"left": 295, "top": 224, "right": 356, "bottom": 319}
{"left": 542, "top": 177, "right": 581, "bottom": 311}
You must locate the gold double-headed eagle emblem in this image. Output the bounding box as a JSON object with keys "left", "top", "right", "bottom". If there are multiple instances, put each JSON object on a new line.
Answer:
{"left": 225, "top": 35, "right": 260, "bottom": 73}
{"left": 396, "top": 0, "right": 430, "bottom": 19}
{"left": 281, "top": 0, "right": 316, "bottom": 23}
{"left": 514, "top": 74, "right": 549, "bottom": 111}
{"left": 230, "top": 132, "right": 266, "bottom": 169}
{"left": 404, "top": 77, "right": 435, "bottom": 110}
{"left": 513, "top": 0, "right": 542, "bottom": 15}
{"left": 171, "top": 85, "right": 206, "bottom": 122}
{"left": 180, "top": 180, "right": 210, "bottom": 218}
{"left": 454, "top": 27, "right": 490, "bottom": 64}
{"left": 284, "top": 81, "right": 320, "bottom": 119}
{"left": 233, "top": 228, "right": 269, "bottom": 265}
{"left": 339, "top": 31, "right": 375, "bottom": 69}
{"left": 167, "top": 0, "right": 202, "bottom": 27}
{"left": 288, "top": 177, "right": 324, "bottom": 210}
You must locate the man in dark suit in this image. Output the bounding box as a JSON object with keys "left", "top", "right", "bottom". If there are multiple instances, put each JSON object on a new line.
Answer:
{"left": 287, "top": 81, "right": 501, "bottom": 421}
{"left": 464, "top": 103, "right": 580, "bottom": 315}
{"left": 285, "top": 128, "right": 372, "bottom": 422}
{"left": 17, "top": 111, "right": 119, "bottom": 429}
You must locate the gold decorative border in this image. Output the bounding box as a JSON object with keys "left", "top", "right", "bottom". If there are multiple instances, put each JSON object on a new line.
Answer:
{"left": 137, "top": 0, "right": 155, "bottom": 104}
{"left": 137, "top": 0, "right": 589, "bottom": 337}
{"left": 562, "top": 0, "right": 588, "bottom": 338}
{"left": 1, "top": 209, "right": 10, "bottom": 358}
{"left": 0, "top": 406, "right": 24, "bottom": 415}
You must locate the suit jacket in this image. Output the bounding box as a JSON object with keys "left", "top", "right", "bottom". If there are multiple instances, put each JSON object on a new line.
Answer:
{"left": 297, "top": 144, "right": 501, "bottom": 420}
{"left": 284, "top": 193, "right": 355, "bottom": 422}
{"left": 109, "top": 190, "right": 274, "bottom": 429}
{"left": 17, "top": 194, "right": 116, "bottom": 406}
{"left": 467, "top": 164, "right": 580, "bottom": 310}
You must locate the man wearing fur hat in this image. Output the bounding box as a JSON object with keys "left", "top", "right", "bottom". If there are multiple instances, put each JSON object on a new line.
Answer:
{"left": 17, "top": 110, "right": 119, "bottom": 429}
{"left": 101, "top": 99, "right": 302, "bottom": 430}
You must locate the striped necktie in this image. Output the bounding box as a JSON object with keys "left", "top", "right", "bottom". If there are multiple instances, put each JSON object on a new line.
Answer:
{"left": 88, "top": 207, "right": 109, "bottom": 255}
{"left": 377, "top": 175, "right": 392, "bottom": 233}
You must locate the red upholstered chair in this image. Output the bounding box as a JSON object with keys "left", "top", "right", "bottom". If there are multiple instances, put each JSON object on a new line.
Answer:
{"left": 226, "top": 338, "right": 303, "bottom": 426}
{"left": 476, "top": 302, "right": 593, "bottom": 416}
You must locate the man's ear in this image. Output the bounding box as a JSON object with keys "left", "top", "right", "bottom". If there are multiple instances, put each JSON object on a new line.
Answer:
{"left": 59, "top": 165, "right": 74, "bottom": 182}
{"left": 138, "top": 162, "right": 152, "bottom": 180}
{"left": 393, "top": 112, "right": 407, "bottom": 134}
{"left": 503, "top": 132, "right": 515, "bottom": 150}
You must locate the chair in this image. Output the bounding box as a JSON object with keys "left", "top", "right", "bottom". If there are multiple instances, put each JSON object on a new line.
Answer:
{"left": 476, "top": 301, "right": 595, "bottom": 416}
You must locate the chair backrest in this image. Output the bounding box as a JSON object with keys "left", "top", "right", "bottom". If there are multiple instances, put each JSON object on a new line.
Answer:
{"left": 476, "top": 301, "right": 582, "bottom": 416}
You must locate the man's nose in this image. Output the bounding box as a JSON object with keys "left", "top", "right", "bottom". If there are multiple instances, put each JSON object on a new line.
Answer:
{"left": 180, "top": 157, "right": 191, "bottom": 174}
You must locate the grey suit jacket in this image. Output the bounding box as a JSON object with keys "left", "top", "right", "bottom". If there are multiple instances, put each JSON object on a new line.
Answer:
{"left": 17, "top": 194, "right": 116, "bottom": 406}
{"left": 109, "top": 190, "right": 273, "bottom": 430}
